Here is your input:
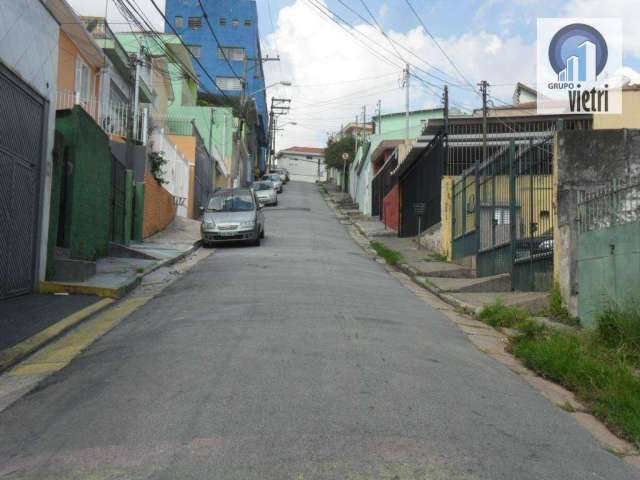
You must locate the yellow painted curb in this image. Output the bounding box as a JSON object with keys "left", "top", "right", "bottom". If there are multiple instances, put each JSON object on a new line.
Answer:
{"left": 39, "top": 281, "right": 123, "bottom": 299}
{"left": 10, "top": 296, "right": 152, "bottom": 377}
{"left": 0, "top": 298, "right": 114, "bottom": 372}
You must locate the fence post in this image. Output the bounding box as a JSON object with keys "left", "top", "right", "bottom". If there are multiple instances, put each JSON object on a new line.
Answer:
{"left": 509, "top": 140, "right": 517, "bottom": 288}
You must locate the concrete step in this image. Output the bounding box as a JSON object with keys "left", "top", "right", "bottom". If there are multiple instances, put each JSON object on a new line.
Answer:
{"left": 52, "top": 257, "right": 96, "bottom": 282}
{"left": 415, "top": 260, "right": 473, "bottom": 279}
{"left": 421, "top": 273, "right": 512, "bottom": 293}
{"left": 447, "top": 291, "right": 550, "bottom": 315}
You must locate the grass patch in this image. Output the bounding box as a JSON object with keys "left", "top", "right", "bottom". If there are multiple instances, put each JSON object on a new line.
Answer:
{"left": 512, "top": 326, "right": 640, "bottom": 445}
{"left": 547, "top": 282, "right": 580, "bottom": 326}
{"left": 370, "top": 241, "right": 403, "bottom": 266}
{"left": 424, "top": 252, "right": 448, "bottom": 262}
{"left": 477, "top": 300, "right": 531, "bottom": 328}
{"left": 136, "top": 267, "right": 145, "bottom": 274}
{"left": 596, "top": 303, "right": 640, "bottom": 364}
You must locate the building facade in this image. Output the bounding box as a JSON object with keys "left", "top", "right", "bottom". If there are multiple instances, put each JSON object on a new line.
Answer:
{"left": 0, "top": 0, "right": 59, "bottom": 298}
{"left": 276, "top": 147, "right": 326, "bottom": 183}
{"left": 164, "top": 0, "right": 268, "bottom": 173}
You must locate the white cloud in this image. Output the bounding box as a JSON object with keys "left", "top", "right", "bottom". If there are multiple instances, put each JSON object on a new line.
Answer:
{"left": 264, "top": 0, "right": 536, "bottom": 149}
{"left": 562, "top": 0, "right": 640, "bottom": 59}
{"left": 66, "top": 0, "right": 166, "bottom": 32}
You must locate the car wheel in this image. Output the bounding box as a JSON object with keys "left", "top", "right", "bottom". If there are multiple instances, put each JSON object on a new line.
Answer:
{"left": 274, "top": 199, "right": 278, "bottom": 206}
{"left": 260, "top": 228, "right": 265, "bottom": 239}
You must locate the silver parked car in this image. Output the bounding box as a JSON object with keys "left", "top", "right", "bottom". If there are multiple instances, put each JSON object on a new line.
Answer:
{"left": 201, "top": 188, "right": 265, "bottom": 247}
{"left": 251, "top": 180, "right": 278, "bottom": 206}
{"left": 262, "top": 173, "right": 283, "bottom": 193}
{"left": 271, "top": 168, "right": 288, "bottom": 183}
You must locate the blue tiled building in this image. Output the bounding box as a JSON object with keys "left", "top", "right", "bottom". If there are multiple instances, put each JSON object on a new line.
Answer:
{"left": 164, "top": 0, "right": 268, "bottom": 173}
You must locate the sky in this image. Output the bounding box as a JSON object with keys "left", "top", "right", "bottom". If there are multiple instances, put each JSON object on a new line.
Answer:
{"left": 68, "top": 0, "right": 640, "bottom": 150}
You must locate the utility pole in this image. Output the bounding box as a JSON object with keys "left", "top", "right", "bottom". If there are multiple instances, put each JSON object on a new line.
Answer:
{"left": 131, "top": 46, "right": 143, "bottom": 141}
{"left": 354, "top": 114, "right": 359, "bottom": 154}
{"left": 377, "top": 99, "right": 382, "bottom": 135}
{"left": 266, "top": 97, "right": 290, "bottom": 173}
{"left": 442, "top": 85, "right": 449, "bottom": 135}
{"left": 404, "top": 63, "right": 410, "bottom": 143}
{"left": 477, "top": 80, "right": 489, "bottom": 249}
{"left": 362, "top": 105, "right": 367, "bottom": 141}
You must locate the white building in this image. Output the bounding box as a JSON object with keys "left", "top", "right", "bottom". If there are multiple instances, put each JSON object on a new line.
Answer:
{"left": 0, "top": 0, "right": 59, "bottom": 297}
{"left": 276, "top": 146, "right": 326, "bottom": 183}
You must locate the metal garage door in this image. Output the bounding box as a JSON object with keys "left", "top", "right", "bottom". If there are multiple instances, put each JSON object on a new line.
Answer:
{"left": 0, "top": 64, "right": 46, "bottom": 299}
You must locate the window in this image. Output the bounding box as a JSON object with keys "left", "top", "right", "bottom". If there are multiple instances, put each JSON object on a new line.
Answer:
{"left": 74, "top": 57, "right": 92, "bottom": 103}
{"left": 188, "top": 16, "right": 201, "bottom": 30}
{"left": 175, "top": 16, "right": 184, "bottom": 28}
{"left": 188, "top": 45, "right": 202, "bottom": 58}
{"left": 218, "top": 47, "right": 245, "bottom": 61}
{"left": 215, "top": 76, "right": 242, "bottom": 91}
{"left": 231, "top": 18, "right": 239, "bottom": 28}
{"left": 219, "top": 17, "right": 227, "bottom": 26}
{"left": 493, "top": 208, "right": 511, "bottom": 225}
{"left": 244, "top": 19, "right": 252, "bottom": 27}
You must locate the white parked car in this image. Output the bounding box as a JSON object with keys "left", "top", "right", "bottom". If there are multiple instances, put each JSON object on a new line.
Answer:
{"left": 251, "top": 180, "right": 278, "bottom": 206}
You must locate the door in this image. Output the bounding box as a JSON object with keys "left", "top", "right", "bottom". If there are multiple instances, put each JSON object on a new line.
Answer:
{"left": 0, "top": 63, "right": 47, "bottom": 299}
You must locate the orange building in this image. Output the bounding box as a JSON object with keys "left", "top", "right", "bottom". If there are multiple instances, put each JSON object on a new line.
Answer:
{"left": 48, "top": 0, "right": 105, "bottom": 122}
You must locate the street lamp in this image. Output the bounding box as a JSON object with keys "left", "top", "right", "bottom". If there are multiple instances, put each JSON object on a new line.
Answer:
{"left": 246, "top": 81, "right": 291, "bottom": 98}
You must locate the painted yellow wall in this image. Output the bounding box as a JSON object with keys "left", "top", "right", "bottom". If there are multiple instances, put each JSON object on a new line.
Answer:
{"left": 169, "top": 134, "right": 196, "bottom": 166}
{"left": 441, "top": 176, "right": 454, "bottom": 260}
{"left": 593, "top": 89, "right": 640, "bottom": 129}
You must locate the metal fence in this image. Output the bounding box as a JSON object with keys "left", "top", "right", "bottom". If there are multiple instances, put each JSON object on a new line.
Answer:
{"left": 397, "top": 132, "right": 445, "bottom": 237}
{"left": 450, "top": 120, "right": 559, "bottom": 291}
{"left": 371, "top": 151, "right": 398, "bottom": 218}
{"left": 577, "top": 175, "right": 640, "bottom": 233}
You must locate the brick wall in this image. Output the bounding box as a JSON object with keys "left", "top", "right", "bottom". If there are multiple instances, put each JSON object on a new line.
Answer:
{"left": 382, "top": 184, "right": 400, "bottom": 232}
{"left": 143, "top": 173, "right": 176, "bottom": 238}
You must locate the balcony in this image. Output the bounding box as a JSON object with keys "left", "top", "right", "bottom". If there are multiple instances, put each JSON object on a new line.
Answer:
{"left": 56, "top": 89, "right": 148, "bottom": 144}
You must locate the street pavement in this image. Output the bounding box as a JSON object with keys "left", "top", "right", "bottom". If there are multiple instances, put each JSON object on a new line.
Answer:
{"left": 0, "top": 181, "right": 637, "bottom": 479}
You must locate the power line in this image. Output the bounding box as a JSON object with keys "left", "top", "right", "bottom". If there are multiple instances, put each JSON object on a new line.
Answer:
{"left": 197, "top": 0, "right": 241, "bottom": 80}
{"left": 144, "top": 0, "right": 231, "bottom": 100}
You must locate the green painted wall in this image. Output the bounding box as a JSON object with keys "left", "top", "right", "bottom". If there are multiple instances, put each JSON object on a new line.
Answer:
{"left": 46, "top": 132, "right": 65, "bottom": 279}
{"left": 54, "top": 107, "right": 113, "bottom": 261}
{"left": 577, "top": 221, "right": 640, "bottom": 327}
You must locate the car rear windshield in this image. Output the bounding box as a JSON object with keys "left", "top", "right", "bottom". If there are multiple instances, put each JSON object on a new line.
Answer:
{"left": 252, "top": 182, "right": 273, "bottom": 191}
{"left": 207, "top": 192, "right": 254, "bottom": 212}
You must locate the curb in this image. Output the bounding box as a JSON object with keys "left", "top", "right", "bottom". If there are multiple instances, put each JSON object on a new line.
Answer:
{"left": 40, "top": 241, "right": 202, "bottom": 300}
{"left": 0, "top": 298, "right": 114, "bottom": 374}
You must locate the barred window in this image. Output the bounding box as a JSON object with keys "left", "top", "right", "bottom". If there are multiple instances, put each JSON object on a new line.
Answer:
{"left": 244, "top": 19, "right": 252, "bottom": 27}
{"left": 215, "top": 76, "right": 242, "bottom": 91}
{"left": 220, "top": 17, "right": 227, "bottom": 26}
{"left": 218, "top": 47, "right": 245, "bottom": 62}
{"left": 188, "top": 45, "right": 202, "bottom": 58}
{"left": 188, "top": 17, "right": 202, "bottom": 29}
{"left": 232, "top": 19, "right": 239, "bottom": 28}
{"left": 175, "top": 16, "right": 184, "bottom": 28}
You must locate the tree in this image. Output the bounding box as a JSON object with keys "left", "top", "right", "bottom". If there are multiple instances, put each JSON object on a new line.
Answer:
{"left": 325, "top": 134, "right": 356, "bottom": 169}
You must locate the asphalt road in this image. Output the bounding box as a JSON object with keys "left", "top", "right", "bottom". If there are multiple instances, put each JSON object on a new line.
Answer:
{"left": 0, "top": 181, "right": 637, "bottom": 479}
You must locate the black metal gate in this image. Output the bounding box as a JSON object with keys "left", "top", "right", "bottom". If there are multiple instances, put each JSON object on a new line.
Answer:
{"left": 110, "top": 158, "right": 127, "bottom": 244}
{"left": 398, "top": 133, "right": 444, "bottom": 237}
{"left": 0, "top": 63, "right": 46, "bottom": 299}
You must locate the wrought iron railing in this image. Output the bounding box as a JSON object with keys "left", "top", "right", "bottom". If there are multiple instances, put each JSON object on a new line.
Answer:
{"left": 578, "top": 175, "right": 640, "bottom": 233}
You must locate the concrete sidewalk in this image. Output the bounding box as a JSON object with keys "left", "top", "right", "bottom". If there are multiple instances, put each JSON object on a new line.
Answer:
{"left": 41, "top": 217, "right": 202, "bottom": 299}
{"left": 0, "top": 217, "right": 203, "bottom": 373}
{"left": 322, "top": 184, "right": 549, "bottom": 315}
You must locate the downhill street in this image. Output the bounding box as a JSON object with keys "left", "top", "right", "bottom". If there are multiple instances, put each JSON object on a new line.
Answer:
{"left": 0, "top": 182, "right": 637, "bottom": 479}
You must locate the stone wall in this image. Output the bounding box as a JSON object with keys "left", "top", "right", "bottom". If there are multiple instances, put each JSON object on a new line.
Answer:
{"left": 554, "top": 129, "right": 640, "bottom": 315}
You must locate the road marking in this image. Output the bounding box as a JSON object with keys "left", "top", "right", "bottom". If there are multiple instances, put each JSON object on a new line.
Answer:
{"left": 0, "top": 298, "right": 114, "bottom": 372}
{"left": 9, "top": 296, "right": 152, "bottom": 377}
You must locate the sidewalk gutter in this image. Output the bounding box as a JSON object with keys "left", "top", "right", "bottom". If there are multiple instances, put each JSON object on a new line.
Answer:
{"left": 0, "top": 298, "right": 114, "bottom": 373}
{"left": 39, "top": 241, "right": 202, "bottom": 299}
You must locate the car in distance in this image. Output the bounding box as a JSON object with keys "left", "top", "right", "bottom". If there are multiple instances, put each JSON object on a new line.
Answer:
{"left": 251, "top": 180, "right": 278, "bottom": 206}
{"left": 271, "top": 168, "right": 288, "bottom": 183}
{"left": 201, "top": 188, "right": 265, "bottom": 247}
{"left": 262, "top": 173, "right": 283, "bottom": 193}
